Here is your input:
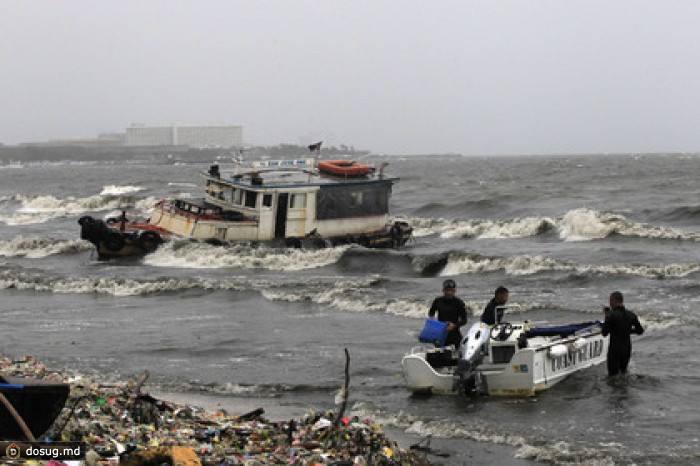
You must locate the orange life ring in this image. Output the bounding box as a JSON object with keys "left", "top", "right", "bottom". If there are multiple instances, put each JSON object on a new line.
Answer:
{"left": 317, "top": 160, "right": 371, "bottom": 177}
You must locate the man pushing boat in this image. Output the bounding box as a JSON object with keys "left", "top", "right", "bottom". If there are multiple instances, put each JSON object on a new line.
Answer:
{"left": 428, "top": 279, "right": 468, "bottom": 348}
{"left": 602, "top": 291, "right": 644, "bottom": 376}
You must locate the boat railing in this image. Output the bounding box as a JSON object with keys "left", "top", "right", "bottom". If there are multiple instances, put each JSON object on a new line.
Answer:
{"left": 532, "top": 326, "right": 604, "bottom": 353}
{"left": 406, "top": 345, "right": 456, "bottom": 356}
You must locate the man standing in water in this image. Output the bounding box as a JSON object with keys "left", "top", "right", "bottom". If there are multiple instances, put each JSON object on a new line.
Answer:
{"left": 602, "top": 291, "right": 644, "bottom": 376}
{"left": 428, "top": 279, "right": 468, "bottom": 348}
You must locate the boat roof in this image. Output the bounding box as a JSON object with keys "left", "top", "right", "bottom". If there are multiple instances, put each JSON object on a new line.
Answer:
{"left": 203, "top": 168, "right": 397, "bottom": 189}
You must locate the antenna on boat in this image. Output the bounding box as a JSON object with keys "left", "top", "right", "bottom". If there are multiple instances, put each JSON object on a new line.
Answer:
{"left": 233, "top": 148, "right": 246, "bottom": 176}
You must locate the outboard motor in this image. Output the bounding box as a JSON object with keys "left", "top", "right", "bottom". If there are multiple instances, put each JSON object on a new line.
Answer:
{"left": 455, "top": 322, "right": 490, "bottom": 395}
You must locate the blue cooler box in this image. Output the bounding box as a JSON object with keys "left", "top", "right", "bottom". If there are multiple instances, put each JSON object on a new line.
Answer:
{"left": 419, "top": 318, "right": 449, "bottom": 346}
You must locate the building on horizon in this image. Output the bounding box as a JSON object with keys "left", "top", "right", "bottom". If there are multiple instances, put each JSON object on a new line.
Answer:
{"left": 125, "top": 124, "right": 243, "bottom": 148}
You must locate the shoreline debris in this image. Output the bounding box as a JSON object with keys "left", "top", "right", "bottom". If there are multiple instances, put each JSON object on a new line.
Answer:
{"left": 1, "top": 355, "right": 433, "bottom": 465}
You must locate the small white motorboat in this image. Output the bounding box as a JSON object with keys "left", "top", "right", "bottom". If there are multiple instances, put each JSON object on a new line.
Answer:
{"left": 402, "top": 311, "right": 609, "bottom": 397}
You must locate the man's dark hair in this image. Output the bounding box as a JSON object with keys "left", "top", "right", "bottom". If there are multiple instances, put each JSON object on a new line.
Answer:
{"left": 495, "top": 286, "right": 508, "bottom": 296}
{"left": 610, "top": 291, "right": 624, "bottom": 303}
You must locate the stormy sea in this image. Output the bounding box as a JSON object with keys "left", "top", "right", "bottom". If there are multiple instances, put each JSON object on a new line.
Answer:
{"left": 1, "top": 150, "right": 698, "bottom": 465}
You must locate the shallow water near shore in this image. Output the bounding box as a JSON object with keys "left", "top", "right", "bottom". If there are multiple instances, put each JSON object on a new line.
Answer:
{"left": 1, "top": 151, "right": 700, "bottom": 465}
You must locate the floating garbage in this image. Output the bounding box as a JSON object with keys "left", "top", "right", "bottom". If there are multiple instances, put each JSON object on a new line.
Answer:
{"left": 1, "top": 355, "right": 433, "bottom": 465}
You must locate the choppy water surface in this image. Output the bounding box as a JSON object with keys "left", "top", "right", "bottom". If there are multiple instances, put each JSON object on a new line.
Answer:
{"left": 1, "top": 152, "right": 699, "bottom": 465}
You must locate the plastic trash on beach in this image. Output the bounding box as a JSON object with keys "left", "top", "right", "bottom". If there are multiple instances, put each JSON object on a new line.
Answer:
{"left": 0, "top": 354, "right": 430, "bottom": 465}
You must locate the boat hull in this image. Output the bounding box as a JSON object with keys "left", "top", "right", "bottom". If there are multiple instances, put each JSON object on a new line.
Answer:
{"left": 0, "top": 376, "right": 70, "bottom": 440}
{"left": 78, "top": 216, "right": 167, "bottom": 258}
{"left": 402, "top": 323, "right": 609, "bottom": 396}
{"left": 149, "top": 201, "right": 412, "bottom": 249}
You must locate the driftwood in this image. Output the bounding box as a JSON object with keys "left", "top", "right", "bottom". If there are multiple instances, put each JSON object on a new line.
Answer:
{"left": 334, "top": 348, "right": 350, "bottom": 429}
{"left": 50, "top": 395, "right": 85, "bottom": 440}
{"left": 122, "top": 370, "right": 150, "bottom": 425}
{"left": 237, "top": 407, "right": 265, "bottom": 421}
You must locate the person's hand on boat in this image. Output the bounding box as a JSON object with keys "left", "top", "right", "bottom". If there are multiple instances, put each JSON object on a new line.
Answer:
{"left": 446, "top": 322, "right": 457, "bottom": 331}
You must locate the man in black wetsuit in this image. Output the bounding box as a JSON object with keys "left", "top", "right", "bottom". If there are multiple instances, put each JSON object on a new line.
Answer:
{"left": 428, "top": 279, "right": 468, "bottom": 348}
{"left": 602, "top": 291, "right": 644, "bottom": 376}
{"left": 480, "top": 286, "right": 509, "bottom": 325}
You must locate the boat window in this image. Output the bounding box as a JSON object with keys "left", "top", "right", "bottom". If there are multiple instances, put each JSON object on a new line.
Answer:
{"left": 262, "top": 194, "right": 273, "bottom": 208}
{"left": 491, "top": 345, "right": 515, "bottom": 364}
{"left": 349, "top": 191, "right": 363, "bottom": 207}
{"left": 317, "top": 183, "right": 390, "bottom": 220}
{"left": 290, "top": 193, "right": 307, "bottom": 209}
{"left": 245, "top": 191, "right": 257, "bottom": 208}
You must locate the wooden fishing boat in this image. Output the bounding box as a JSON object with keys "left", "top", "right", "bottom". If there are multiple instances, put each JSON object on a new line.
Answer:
{"left": 148, "top": 158, "right": 412, "bottom": 248}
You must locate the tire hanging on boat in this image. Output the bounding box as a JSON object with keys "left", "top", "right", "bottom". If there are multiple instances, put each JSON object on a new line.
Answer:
{"left": 78, "top": 216, "right": 95, "bottom": 240}
{"left": 137, "top": 230, "right": 162, "bottom": 252}
{"left": 103, "top": 231, "right": 126, "bottom": 252}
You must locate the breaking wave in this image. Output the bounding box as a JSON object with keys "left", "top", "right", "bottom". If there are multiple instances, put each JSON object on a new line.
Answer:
{"left": 0, "top": 269, "right": 240, "bottom": 296}
{"left": 143, "top": 241, "right": 350, "bottom": 271}
{"left": 409, "top": 208, "right": 700, "bottom": 242}
{"left": 99, "top": 185, "right": 144, "bottom": 196}
{"left": 409, "top": 216, "right": 555, "bottom": 239}
{"left": 261, "top": 288, "right": 431, "bottom": 318}
{"left": 436, "top": 252, "right": 700, "bottom": 279}
{"left": 0, "top": 268, "right": 375, "bottom": 299}
{"left": 0, "top": 265, "right": 692, "bottom": 329}
{"left": 0, "top": 236, "right": 92, "bottom": 258}
{"left": 0, "top": 193, "right": 157, "bottom": 225}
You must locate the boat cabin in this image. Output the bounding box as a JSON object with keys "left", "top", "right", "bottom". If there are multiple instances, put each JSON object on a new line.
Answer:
{"left": 150, "top": 160, "right": 399, "bottom": 244}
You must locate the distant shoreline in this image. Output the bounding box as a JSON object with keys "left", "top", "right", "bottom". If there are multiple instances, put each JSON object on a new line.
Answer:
{"left": 0, "top": 143, "right": 371, "bottom": 163}
{"left": 1, "top": 144, "right": 695, "bottom": 162}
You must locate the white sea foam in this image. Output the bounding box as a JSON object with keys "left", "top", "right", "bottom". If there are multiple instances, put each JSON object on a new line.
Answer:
{"left": 409, "top": 208, "right": 700, "bottom": 242}
{"left": 441, "top": 253, "right": 568, "bottom": 276}
{"left": 261, "top": 288, "right": 387, "bottom": 313}
{"left": 144, "top": 242, "right": 349, "bottom": 271}
{"left": 0, "top": 212, "right": 57, "bottom": 226}
{"left": 99, "top": 185, "right": 144, "bottom": 196}
{"left": 385, "top": 299, "right": 432, "bottom": 319}
{"left": 0, "top": 236, "right": 92, "bottom": 258}
{"left": 558, "top": 208, "right": 620, "bottom": 241}
{"left": 0, "top": 194, "right": 158, "bottom": 225}
{"left": 409, "top": 216, "right": 555, "bottom": 240}
{"left": 0, "top": 269, "right": 247, "bottom": 296}
{"left": 353, "top": 403, "right": 619, "bottom": 466}
{"left": 256, "top": 274, "right": 429, "bottom": 315}
{"left": 440, "top": 252, "right": 700, "bottom": 279}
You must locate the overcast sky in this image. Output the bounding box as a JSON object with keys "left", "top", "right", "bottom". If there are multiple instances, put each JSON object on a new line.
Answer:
{"left": 2, "top": 1, "right": 700, "bottom": 155}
